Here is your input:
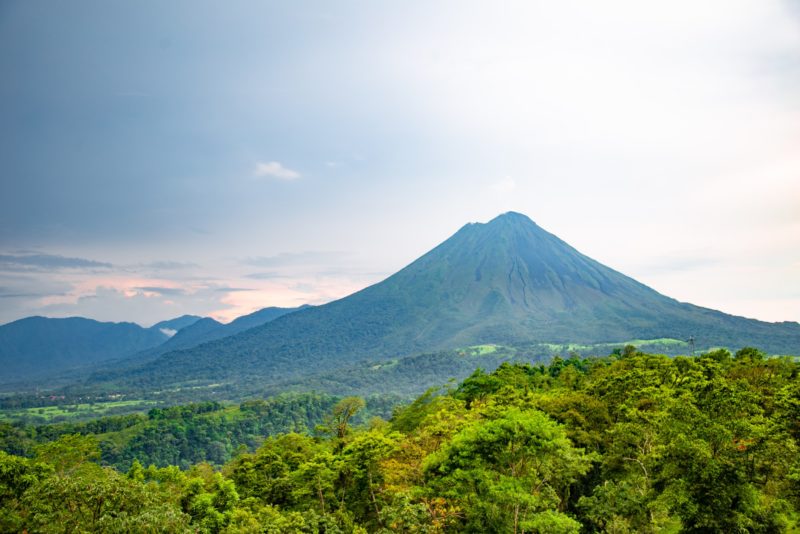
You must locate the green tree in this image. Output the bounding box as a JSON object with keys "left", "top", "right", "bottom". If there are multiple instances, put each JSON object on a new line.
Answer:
{"left": 424, "top": 408, "right": 593, "bottom": 533}
{"left": 330, "top": 397, "right": 366, "bottom": 440}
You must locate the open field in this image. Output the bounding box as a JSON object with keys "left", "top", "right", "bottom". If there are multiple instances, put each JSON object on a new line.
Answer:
{"left": 0, "top": 399, "right": 157, "bottom": 424}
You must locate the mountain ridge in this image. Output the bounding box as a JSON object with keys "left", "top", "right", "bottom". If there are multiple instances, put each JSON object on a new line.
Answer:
{"left": 0, "top": 316, "right": 170, "bottom": 384}
{"left": 136, "top": 305, "right": 311, "bottom": 356}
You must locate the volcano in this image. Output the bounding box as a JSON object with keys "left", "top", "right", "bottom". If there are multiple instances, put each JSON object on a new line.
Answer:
{"left": 106, "top": 212, "right": 800, "bottom": 387}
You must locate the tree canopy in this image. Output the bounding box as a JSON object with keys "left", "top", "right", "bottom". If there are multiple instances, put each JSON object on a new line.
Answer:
{"left": 1, "top": 347, "right": 799, "bottom": 532}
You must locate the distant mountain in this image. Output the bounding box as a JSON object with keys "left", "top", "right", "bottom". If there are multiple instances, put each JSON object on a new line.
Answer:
{"left": 103, "top": 212, "right": 800, "bottom": 391}
{"left": 0, "top": 305, "right": 312, "bottom": 388}
{"left": 226, "top": 305, "right": 312, "bottom": 333}
{"left": 151, "top": 315, "right": 203, "bottom": 334}
{"left": 161, "top": 305, "right": 311, "bottom": 350}
{"left": 0, "top": 316, "right": 170, "bottom": 384}
{"left": 156, "top": 317, "right": 225, "bottom": 351}
{"left": 85, "top": 306, "right": 311, "bottom": 381}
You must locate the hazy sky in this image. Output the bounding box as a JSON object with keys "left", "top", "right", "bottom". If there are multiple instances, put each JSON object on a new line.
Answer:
{"left": 1, "top": 0, "right": 798, "bottom": 326}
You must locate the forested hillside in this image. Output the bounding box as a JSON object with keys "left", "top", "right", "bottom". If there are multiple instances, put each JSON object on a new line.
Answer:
{"left": 0, "top": 393, "right": 398, "bottom": 471}
{"left": 0, "top": 340, "right": 691, "bottom": 409}
{"left": 2, "top": 346, "right": 798, "bottom": 532}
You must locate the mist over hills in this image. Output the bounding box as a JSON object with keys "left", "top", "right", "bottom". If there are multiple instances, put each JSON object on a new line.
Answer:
{"left": 93, "top": 212, "right": 799, "bottom": 392}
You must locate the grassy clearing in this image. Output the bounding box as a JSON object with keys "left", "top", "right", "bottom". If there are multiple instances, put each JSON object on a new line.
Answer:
{"left": 541, "top": 338, "right": 688, "bottom": 354}
{"left": 470, "top": 344, "right": 500, "bottom": 355}
{"left": 370, "top": 359, "right": 399, "bottom": 371}
{"left": 0, "top": 399, "right": 157, "bottom": 423}
{"left": 624, "top": 338, "right": 688, "bottom": 346}
{"left": 457, "top": 344, "right": 502, "bottom": 356}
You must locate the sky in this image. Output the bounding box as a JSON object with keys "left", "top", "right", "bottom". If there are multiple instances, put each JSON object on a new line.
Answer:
{"left": 1, "top": 0, "right": 798, "bottom": 327}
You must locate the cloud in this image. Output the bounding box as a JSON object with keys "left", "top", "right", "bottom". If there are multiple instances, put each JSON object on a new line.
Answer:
{"left": 244, "top": 251, "right": 350, "bottom": 268}
{"left": 1, "top": 1, "right": 796, "bottom": 326}
{"left": 143, "top": 261, "right": 198, "bottom": 270}
{"left": 631, "top": 255, "right": 722, "bottom": 276}
{"left": 244, "top": 272, "right": 288, "bottom": 280}
{"left": 254, "top": 161, "right": 301, "bottom": 180}
{"left": 212, "top": 287, "right": 253, "bottom": 292}
{"left": 289, "top": 282, "right": 319, "bottom": 294}
{"left": 0, "top": 253, "right": 112, "bottom": 271}
{"left": 133, "top": 286, "right": 186, "bottom": 296}
{"left": 0, "top": 288, "right": 51, "bottom": 299}
{"left": 31, "top": 283, "right": 235, "bottom": 327}
{"left": 0, "top": 276, "right": 73, "bottom": 305}
{"left": 489, "top": 177, "right": 517, "bottom": 194}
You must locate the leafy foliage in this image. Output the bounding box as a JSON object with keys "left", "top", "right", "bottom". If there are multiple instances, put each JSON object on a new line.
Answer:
{"left": 1, "top": 347, "right": 799, "bottom": 532}
{"left": 1, "top": 393, "right": 397, "bottom": 471}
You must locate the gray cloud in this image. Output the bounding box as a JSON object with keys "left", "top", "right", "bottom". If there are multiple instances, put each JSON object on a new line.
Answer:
{"left": 0, "top": 275, "right": 73, "bottom": 297}
{"left": 0, "top": 253, "right": 112, "bottom": 271}
{"left": 290, "top": 282, "right": 319, "bottom": 294}
{"left": 243, "top": 272, "right": 288, "bottom": 280}
{"left": 0, "top": 288, "right": 51, "bottom": 299}
{"left": 244, "top": 251, "right": 351, "bottom": 268}
{"left": 134, "top": 286, "right": 186, "bottom": 296}
{"left": 143, "top": 261, "right": 198, "bottom": 270}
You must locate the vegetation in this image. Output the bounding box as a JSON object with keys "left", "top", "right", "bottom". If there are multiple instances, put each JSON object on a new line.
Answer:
{"left": 0, "top": 399, "right": 157, "bottom": 424}
{"left": 0, "top": 339, "right": 752, "bottom": 414}
{"left": 1, "top": 393, "right": 398, "bottom": 471}
{"left": 2, "top": 346, "right": 799, "bottom": 532}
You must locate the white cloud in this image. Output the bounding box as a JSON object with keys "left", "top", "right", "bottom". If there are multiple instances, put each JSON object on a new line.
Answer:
{"left": 489, "top": 177, "right": 517, "bottom": 194}
{"left": 254, "top": 161, "right": 301, "bottom": 180}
